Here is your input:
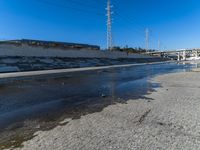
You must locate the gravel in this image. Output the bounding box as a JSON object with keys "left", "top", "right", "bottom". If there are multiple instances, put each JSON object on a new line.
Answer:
{"left": 10, "top": 70, "right": 200, "bottom": 150}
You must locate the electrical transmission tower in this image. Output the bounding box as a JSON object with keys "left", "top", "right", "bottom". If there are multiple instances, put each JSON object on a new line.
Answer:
{"left": 106, "top": 0, "right": 113, "bottom": 51}
{"left": 145, "top": 28, "right": 149, "bottom": 52}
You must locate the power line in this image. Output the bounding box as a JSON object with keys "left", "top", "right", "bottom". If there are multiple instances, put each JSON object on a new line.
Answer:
{"left": 37, "top": 0, "right": 105, "bottom": 16}
{"left": 64, "top": 0, "right": 105, "bottom": 11}
{"left": 113, "top": 8, "right": 157, "bottom": 49}
{"left": 34, "top": 0, "right": 167, "bottom": 50}
{"left": 36, "top": 0, "right": 155, "bottom": 48}
{"left": 111, "top": 2, "right": 167, "bottom": 50}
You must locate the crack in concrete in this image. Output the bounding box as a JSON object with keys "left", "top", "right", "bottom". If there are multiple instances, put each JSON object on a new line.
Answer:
{"left": 138, "top": 109, "right": 151, "bottom": 124}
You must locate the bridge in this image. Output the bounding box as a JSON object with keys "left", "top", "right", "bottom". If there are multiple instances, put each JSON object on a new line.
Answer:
{"left": 148, "top": 49, "right": 200, "bottom": 61}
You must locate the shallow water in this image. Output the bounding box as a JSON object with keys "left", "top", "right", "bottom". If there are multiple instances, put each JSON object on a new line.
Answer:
{"left": 0, "top": 61, "right": 199, "bottom": 149}
{"left": 0, "top": 62, "right": 197, "bottom": 128}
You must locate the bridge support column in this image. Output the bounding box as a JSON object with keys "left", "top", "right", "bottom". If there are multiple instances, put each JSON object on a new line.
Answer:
{"left": 177, "top": 52, "right": 180, "bottom": 61}
{"left": 195, "top": 51, "right": 198, "bottom": 59}
{"left": 182, "top": 51, "right": 186, "bottom": 61}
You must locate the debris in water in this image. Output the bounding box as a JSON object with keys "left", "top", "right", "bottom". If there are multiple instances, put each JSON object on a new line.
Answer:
{"left": 101, "top": 93, "right": 107, "bottom": 98}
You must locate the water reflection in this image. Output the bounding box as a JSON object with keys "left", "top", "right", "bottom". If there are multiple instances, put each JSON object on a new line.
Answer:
{"left": 0, "top": 62, "right": 197, "bottom": 129}
{"left": 0, "top": 61, "right": 199, "bottom": 148}
{"left": 0, "top": 61, "right": 199, "bottom": 149}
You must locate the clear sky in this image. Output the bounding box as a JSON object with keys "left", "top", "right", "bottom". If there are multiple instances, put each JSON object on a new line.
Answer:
{"left": 0, "top": 0, "right": 200, "bottom": 50}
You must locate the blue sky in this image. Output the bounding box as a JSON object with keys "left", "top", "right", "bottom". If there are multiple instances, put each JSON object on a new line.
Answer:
{"left": 0, "top": 0, "right": 200, "bottom": 50}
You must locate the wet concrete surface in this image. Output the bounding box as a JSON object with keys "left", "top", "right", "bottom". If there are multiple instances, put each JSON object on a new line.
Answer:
{"left": 0, "top": 62, "right": 197, "bottom": 149}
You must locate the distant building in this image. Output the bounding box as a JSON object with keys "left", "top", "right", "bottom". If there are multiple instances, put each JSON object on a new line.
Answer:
{"left": 0, "top": 39, "right": 100, "bottom": 51}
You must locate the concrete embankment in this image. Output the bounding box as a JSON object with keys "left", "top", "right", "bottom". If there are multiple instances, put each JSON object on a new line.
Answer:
{"left": 0, "top": 43, "right": 153, "bottom": 59}
{"left": 0, "top": 56, "right": 166, "bottom": 73}
{"left": 0, "top": 43, "right": 166, "bottom": 73}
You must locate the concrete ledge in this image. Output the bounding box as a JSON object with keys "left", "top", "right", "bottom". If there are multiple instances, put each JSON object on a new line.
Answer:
{"left": 0, "top": 61, "right": 173, "bottom": 83}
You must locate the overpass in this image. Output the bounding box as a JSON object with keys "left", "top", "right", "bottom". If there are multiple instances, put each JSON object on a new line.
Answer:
{"left": 148, "top": 49, "right": 200, "bottom": 61}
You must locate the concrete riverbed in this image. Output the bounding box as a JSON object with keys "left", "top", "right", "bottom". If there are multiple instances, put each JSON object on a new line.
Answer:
{"left": 1, "top": 61, "right": 200, "bottom": 149}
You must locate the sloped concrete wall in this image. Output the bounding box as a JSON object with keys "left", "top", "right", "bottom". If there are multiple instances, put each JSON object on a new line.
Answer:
{"left": 0, "top": 57, "right": 166, "bottom": 73}
{"left": 0, "top": 44, "right": 155, "bottom": 59}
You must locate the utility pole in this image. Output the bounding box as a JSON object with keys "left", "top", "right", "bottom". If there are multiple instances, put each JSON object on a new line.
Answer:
{"left": 106, "top": 0, "right": 113, "bottom": 51}
{"left": 145, "top": 28, "right": 149, "bottom": 53}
